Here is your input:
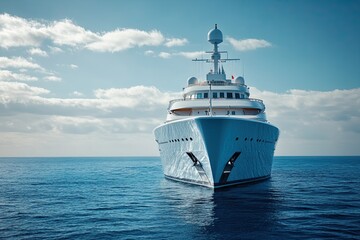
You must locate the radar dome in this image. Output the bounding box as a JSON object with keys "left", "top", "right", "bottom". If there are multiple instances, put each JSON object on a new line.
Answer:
{"left": 235, "top": 76, "right": 245, "bottom": 85}
{"left": 208, "top": 24, "right": 223, "bottom": 44}
{"left": 187, "top": 77, "right": 198, "bottom": 85}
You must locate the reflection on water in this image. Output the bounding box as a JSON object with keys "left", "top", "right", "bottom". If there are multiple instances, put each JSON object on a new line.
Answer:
{"left": 159, "top": 178, "right": 282, "bottom": 239}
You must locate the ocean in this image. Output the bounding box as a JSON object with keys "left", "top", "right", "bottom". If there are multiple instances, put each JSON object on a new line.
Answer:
{"left": 0, "top": 156, "right": 359, "bottom": 239}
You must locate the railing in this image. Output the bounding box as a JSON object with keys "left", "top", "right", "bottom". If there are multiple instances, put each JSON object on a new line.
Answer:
{"left": 168, "top": 97, "right": 263, "bottom": 108}
{"left": 188, "top": 81, "right": 245, "bottom": 87}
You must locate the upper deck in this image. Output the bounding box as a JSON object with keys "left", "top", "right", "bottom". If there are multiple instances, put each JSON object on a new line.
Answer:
{"left": 165, "top": 24, "right": 267, "bottom": 122}
{"left": 169, "top": 97, "right": 264, "bottom": 111}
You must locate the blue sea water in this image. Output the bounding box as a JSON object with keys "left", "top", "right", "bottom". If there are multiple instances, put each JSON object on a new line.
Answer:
{"left": 0, "top": 156, "right": 359, "bottom": 239}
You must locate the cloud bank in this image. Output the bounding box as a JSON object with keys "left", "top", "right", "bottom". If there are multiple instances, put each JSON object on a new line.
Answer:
{"left": 0, "top": 79, "right": 359, "bottom": 156}
{"left": 251, "top": 87, "right": 360, "bottom": 155}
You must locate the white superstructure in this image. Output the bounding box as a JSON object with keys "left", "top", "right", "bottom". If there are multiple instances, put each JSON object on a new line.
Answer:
{"left": 154, "top": 25, "right": 279, "bottom": 188}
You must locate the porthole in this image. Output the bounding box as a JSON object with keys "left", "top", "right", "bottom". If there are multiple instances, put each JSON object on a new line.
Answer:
{"left": 235, "top": 137, "right": 239, "bottom": 141}
{"left": 182, "top": 138, "right": 184, "bottom": 141}
{"left": 186, "top": 138, "right": 188, "bottom": 141}
{"left": 190, "top": 137, "right": 193, "bottom": 141}
{"left": 244, "top": 137, "right": 247, "bottom": 141}
{"left": 250, "top": 138, "right": 253, "bottom": 141}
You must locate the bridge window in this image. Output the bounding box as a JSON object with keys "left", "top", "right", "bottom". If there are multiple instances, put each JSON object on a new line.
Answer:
{"left": 196, "top": 93, "right": 202, "bottom": 99}
{"left": 219, "top": 92, "right": 225, "bottom": 98}
{"left": 227, "top": 92, "right": 233, "bottom": 99}
{"left": 213, "top": 92, "right": 218, "bottom": 98}
{"left": 235, "top": 93, "right": 240, "bottom": 99}
{"left": 204, "top": 92, "right": 208, "bottom": 98}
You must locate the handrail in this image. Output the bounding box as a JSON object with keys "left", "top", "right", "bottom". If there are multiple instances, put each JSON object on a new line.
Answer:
{"left": 168, "top": 98, "right": 264, "bottom": 109}
{"left": 168, "top": 98, "right": 263, "bottom": 108}
{"left": 187, "top": 82, "right": 245, "bottom": 87}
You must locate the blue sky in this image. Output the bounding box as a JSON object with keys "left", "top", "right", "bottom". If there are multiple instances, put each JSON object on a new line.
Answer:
{"left": 0, "top": 0, "right": 359, "bottom": 156}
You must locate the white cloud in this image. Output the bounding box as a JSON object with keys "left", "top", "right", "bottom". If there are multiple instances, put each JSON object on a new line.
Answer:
{"left": 48, "top": 19, "right": 99, "bottom": 47}
{"left": 0, "top": 82, "right": 179, "bottom": 116}
{"left": 0, "top": 82, "right": 168, "bottom": 156}
{"left": 0, "top": 13, "right": 98, "bottom": 48}
{"left": 72, "top": 91, "right": 84, "bottom": 97}
{"left": 85, "top": 28, "right": 164, "bottom": 52}
{"left": 227, "top": 37, "right": 272, "bottom": 51}
{"left": 0, "top": 81, "right": 49, "bottom": 105}
{"left": 146, "top": 51, "right": 205, "bottom": 59}
{"left": 144, "top": 50, "right": 155, "bottom": 56}
{"left": 177, "top": 51, "right": 205, "bottom": 59}
{"left": 69, "top": 64, "right": 78, "bottom": 69}
{"left": 0, "top": 56, "right": 43, "bottom": 69}
{"left": 251, "top": 87, "right": 360, "bottom": 155}
{"left": 159, "top": 52, "right": 171, "bottom": 59}
{"left": 0, "top": 56, "right": 59, "bottom": 82}
{"left": 43, "top": 75, "right": 62, "bottom": 81}
{"left": 0, "top": 13, "right": 48, "bottom": 48}
{"left": 0, "top": 70, "right": 38, "bottom": 81}
{"left": 27, "top": 48, "right": 48, "bottom": 57}
{"left": 48, "top": 46, "right": 63, "bottom": 53}
{"left": 0, "top": 13, "right": 187, "bottom": 53}
{"left": 94, "top": 85, "right": 177, "bottom": 109}
{"left": 165, "top": 38, "right": 188, "bottom": 47}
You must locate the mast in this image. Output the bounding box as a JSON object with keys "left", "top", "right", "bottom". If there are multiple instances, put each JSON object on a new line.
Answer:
{"left": 192, "top": 24, "right": 239, "bottom": 81}
{"left": 209, "top": 81, "right": 213, "bottom": 116}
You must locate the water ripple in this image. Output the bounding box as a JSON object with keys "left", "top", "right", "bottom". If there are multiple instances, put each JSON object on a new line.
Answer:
{"left": 0, "top": 156, "right": 359, "bottom": 239}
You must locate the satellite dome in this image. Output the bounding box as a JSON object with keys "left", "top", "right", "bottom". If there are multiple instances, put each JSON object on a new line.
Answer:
{"left": 208, "top": 24, "right": 223, "bottom": 44}
{"left": 187, "top": 77, "right": 198, "bottom": 85}
{"left": 235, "top": 76, "right": 245, "bottom": 85}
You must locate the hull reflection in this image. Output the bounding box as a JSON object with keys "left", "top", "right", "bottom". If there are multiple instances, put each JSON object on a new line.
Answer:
{"left": 159, "top": 178, "right": 282, "bottom": 239}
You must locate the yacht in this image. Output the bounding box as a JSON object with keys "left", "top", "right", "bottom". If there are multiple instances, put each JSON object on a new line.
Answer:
{"left": 154, "top": 24, "right": 279, "bottom": 188}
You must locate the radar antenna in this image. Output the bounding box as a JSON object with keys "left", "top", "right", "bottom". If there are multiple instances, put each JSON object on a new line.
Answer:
{"left": 192, "top": 24, "right": 239, "bottom": 81}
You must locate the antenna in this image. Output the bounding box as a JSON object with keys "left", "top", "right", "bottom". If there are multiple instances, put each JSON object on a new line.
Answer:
{"left": 243, "top": 63, "right": 245, "bottom": 78}
{"left": 192, "top": 25, "right": 240, "bottom": 82}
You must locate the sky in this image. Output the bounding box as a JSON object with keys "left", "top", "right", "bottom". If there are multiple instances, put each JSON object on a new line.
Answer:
{"left": 0, "top": 0, "right": 359, "bottom": 156}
